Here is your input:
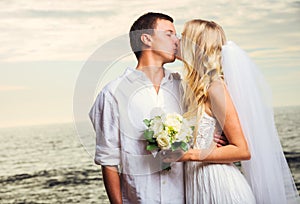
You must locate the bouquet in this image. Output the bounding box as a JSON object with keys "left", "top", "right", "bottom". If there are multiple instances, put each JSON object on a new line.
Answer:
{"left": 143, "top": 113, "right": 194, "bottom": 169}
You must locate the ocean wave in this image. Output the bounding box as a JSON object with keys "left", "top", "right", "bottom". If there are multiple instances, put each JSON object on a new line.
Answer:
{"left": 0, "top": 167, "right": 102, "bottom": 188}
{"left": 0, "top": 166, "right": 109, "bottom": 203}
{"left": 284, "top": 151, "right": 300, "bottom": 163}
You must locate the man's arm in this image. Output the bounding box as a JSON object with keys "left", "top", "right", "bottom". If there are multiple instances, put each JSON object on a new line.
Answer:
{"left": 102, "top": 165, "right": 122, "bottom": 204}
{"left": 89, "top": 91, "right": 122, "bottom": 203}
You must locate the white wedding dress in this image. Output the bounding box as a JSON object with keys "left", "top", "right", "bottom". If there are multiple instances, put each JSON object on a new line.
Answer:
{"left": 185, "top": 41, "right": 299, "bottom": 204}
{"left": 185, "top": 112, "right": 256, "bottom": 204}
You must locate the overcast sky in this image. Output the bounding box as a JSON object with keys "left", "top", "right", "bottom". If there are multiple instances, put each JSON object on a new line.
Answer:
{"left": 0, "top": 0, "right": 299, "bottom": 128}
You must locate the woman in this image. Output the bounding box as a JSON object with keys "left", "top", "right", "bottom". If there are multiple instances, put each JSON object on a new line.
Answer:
{"left": 174, "top": 19, "right": 299, "bottom": 203}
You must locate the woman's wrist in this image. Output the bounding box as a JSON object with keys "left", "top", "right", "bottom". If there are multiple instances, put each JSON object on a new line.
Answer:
{"left": 188, "top": 149, "right": 202, "bottom": 161}
{"left": 174, "top": 149, "right": 203, "bottom": 162}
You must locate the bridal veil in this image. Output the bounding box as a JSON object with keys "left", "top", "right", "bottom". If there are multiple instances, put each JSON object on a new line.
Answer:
{"left": 222, "top": 41, "right": 299, "bottom": 204}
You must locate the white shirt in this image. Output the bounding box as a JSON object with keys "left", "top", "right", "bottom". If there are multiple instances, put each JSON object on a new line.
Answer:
{"left": 89, "top": 67, "right": 185, "bottom": 204}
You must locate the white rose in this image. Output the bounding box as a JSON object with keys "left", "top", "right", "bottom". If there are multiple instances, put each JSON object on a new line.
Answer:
{"left": 177, "top": 129, "right": 192, "bottom": 142}
{"left": 162, "top": 113, "right": 182, "bottom": 132}
{"left": 156, "top": 131, "right": 171, "bottom": 150}
{"left": 176, "top": 118, "right": 194, "bottom": 142}
{"left": 149, "top": 116, "right": 164, "bottom": 138}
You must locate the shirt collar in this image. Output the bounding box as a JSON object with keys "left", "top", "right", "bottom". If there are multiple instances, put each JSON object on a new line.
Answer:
{"left": 126, "top": 67, "right": 175, "bottom": 83}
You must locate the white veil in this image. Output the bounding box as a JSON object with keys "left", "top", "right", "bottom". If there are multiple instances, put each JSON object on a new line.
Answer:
{"left": 222, "top": 41, "right": 299, "bottom": 204}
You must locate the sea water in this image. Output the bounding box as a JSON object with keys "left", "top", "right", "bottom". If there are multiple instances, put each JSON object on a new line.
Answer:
{"left": 0, "top": 106, "right": 299, "bottom": 203}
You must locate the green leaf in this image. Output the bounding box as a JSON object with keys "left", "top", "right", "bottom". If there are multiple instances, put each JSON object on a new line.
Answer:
{"left": 191, "top": 126, "right": 195, "bottom": 131}
{"left": 180, "top": 142, "right": 189, "bottom": 152}
{"left": 161, "top": 162, "right": 171, "bottom": 171}
{"left": 144, "top": 130, "right": 154, "bottom": 142}
{"left": 147, "top": 144, "right": 159, "bottom": 151}
{"left": 143, "top": 119, "right": 151, "bottom": 127}
{"left": 171, "top": 142, "right": 181, "bottom": 151}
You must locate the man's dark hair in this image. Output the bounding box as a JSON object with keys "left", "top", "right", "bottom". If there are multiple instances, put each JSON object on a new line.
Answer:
{"left": 129, "top": 12, "right": 173, "bottom": 60}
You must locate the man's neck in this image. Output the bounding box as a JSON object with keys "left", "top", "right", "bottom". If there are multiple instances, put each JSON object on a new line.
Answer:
{"left": 136, "top": 57, "right": 165, "bottom": 93}
{"left": 137, "top": 64, "right": 164, "bottom": 80}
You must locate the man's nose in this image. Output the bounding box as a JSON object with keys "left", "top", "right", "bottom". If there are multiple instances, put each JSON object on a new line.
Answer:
{"left": 174, "top": 36, "right": 179, "bottom": 47}
{"left": 174, "top": 34, "right": 181, "bottom": 46}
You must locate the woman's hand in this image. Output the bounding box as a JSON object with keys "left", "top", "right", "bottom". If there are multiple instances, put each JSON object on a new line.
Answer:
{"left": 160, "top": 149, "right": 201, "bottom": 162}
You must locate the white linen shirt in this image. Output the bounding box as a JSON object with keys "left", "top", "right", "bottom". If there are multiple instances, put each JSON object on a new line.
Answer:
{"left": 89, "top": 67, "right": 185, "bottom": 204}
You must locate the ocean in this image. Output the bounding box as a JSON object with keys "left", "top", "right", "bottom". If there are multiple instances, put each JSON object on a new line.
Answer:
{"left": 0, "top": 106, "right": 299, "bottom": 203}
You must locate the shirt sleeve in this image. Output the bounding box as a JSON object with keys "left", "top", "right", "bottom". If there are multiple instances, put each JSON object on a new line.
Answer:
{"left": 89, "top": 90, "right": 120, "bottom": 166}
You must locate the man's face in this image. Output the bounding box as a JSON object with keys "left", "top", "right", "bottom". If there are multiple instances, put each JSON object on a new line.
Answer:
{"left": 151, "top": 19, "right": 179, "bottom": 63}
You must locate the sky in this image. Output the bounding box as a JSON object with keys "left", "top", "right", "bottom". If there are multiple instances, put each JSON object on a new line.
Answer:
{"left": 0, "top": 0, "right": 299, "bottom": 128}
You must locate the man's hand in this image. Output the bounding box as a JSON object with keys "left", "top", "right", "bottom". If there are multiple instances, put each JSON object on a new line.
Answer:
{"left": 214, "top": 132, "right": 229, "bottom": 147}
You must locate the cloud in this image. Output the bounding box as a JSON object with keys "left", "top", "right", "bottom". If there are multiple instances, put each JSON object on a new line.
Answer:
{"left": 0, "top": 85, "right": 28, "bottom": 91}
{"left": 0, "top": 0, "right": 299, "bottom": 62}
{"left": 0, "top": 0, "right": 299, "bottom": 128}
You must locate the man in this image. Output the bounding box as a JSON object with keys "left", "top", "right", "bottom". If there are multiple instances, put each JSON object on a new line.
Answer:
{"left": 90, "top": 12, "right": 183, "bottom": 203}
{"left": 90, "top": 12, "right": 226, "bottom": 203}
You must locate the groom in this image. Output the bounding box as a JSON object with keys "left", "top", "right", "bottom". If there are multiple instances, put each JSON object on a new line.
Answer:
{"left": 89, "top": 12, "right": 227, "bottom": 203}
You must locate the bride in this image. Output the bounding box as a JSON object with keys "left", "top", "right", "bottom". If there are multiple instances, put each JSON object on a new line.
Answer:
{"left": 166, "top": 19, "right": 299, "bottom": 203}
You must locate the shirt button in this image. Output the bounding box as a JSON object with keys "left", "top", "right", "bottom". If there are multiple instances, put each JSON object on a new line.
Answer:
{"left": 162, "top": 181, "right": 166, "bottom": 184}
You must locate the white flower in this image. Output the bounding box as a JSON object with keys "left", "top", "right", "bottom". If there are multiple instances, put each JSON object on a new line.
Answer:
{"left": 149, "top": 116, "right": 164, "bottom": 138}
{"left": 176, "top": 118, "right": 194, "bottom": 142}
{"left": 162, "top": 113, "right": 183, "bottom": 132}
{"left": 156, "top": 131, "right": 171, "bottom": 150}
{"left": 143, "top": 113, "right": 194, "bottom": 153}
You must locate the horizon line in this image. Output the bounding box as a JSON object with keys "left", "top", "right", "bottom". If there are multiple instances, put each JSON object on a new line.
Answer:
{"left": 0, "top": 105, "right": 299, "bottom": 130}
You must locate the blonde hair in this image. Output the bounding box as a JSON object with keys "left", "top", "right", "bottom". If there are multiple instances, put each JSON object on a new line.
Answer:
{"left": 181, "top": 19, "right": 226, "bottom": 139}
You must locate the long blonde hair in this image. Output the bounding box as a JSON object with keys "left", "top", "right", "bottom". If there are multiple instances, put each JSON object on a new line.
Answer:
{"left": 181, "top": 19, "right": 226, "bottom": 127}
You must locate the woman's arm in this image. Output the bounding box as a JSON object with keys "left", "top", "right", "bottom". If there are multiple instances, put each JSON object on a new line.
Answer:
{"left": 180, "top": 80, "right": 251, "bottom": 163}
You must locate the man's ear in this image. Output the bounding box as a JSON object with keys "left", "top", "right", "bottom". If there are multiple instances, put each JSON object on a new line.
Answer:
{"left": 140, "top": 34, "right": 152, "bottom": 47}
